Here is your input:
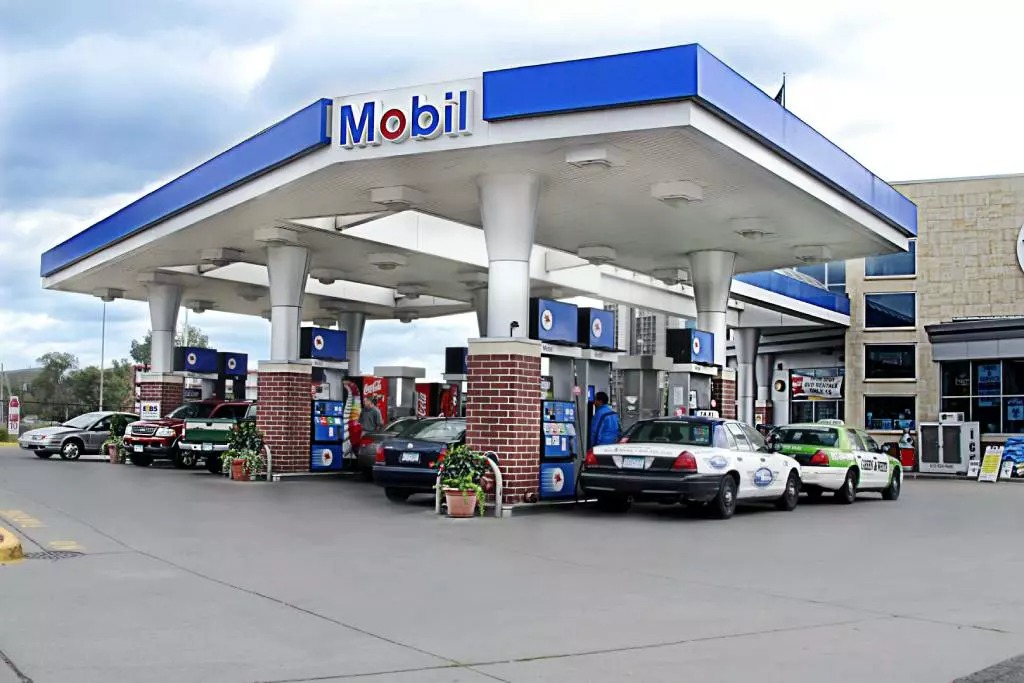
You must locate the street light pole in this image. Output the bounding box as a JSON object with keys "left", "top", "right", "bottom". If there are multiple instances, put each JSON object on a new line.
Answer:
{"left": 99, "top": 301, "right": 107, "bottom": 411}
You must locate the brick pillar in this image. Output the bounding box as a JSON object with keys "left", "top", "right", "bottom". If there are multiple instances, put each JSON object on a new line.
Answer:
{"left": 712, "top": 368, "right": 737, "bottom": 420}
{"left": 138, "top": 373, "right": 184, "bottom": 414}
{"left": 466, "top": 338, "right": 541, "bottom": 506}
{"left": 755, "top": 401, "right": 774, "bottom": 426}
{"left": 256, "top": 362, "right": 312, "bottom": 474}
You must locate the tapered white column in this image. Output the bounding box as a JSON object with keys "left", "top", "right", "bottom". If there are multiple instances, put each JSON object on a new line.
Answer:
{"left": 147, "top": 283, "right": 182, "bottom": 373}
{"left": 338, "top": 311, "right": 366, "bottom": 375}
{"left": 478, "top": 173, "right": 539, "bottom": 338}
{"left": 756, "top": 353, "right": 775, "bottom": 403}
{"left": 262, "top": 233, "right": 310, "bottom": 362}
{"left": 471, "top": 287, "right": 488, "bottom": 337}
{"left": 689, "top": 250, "right": 736, "bottom": 366}
{"left": 734, "top": 327, "right": 759, "bottom": 425}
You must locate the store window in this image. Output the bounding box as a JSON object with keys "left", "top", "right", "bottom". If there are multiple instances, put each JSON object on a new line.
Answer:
{"left": 795, "top": 261, "right": 846, "bottom": 294}
{"left": 864, "top": 344, "right": 915, "bottom": 380}
{"left": 864, "top": 293, "right": 916, "bottom": 329}
{"left": 790, "top": 367, "right": 845, "bottom": 423}
{"left": 864, "top": 395, "right": 915, "bottom": 430}
{"left": 865, "top": 239, "right": 916, "bottom": 277}
{"left": 940, "top": 360, "right": 1024, "bottom": 434}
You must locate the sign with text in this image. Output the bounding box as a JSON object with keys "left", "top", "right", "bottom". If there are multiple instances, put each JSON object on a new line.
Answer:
{"left": 791, "top": 373, "right": 844, "bottom": 400}
{"left": 978, "top": 445, "right": 1003, "bottom": 483}
{"left": 7, "top": 396, "right": 20, "bottom": 435}
{"left": 140, "top": 401, "right": 161, "bottom": 421}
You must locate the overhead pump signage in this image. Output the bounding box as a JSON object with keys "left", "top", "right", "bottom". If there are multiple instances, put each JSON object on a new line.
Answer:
{"left": 339, "top": 90, "right": 474, "bottom": 148}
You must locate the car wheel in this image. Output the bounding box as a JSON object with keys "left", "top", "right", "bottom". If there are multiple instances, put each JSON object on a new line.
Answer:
{"left": 775, "top": 471, "right": 800, "bottom": 511}
{"left": 805, "top": 487, "right": 823, "bottom": 502}
{"left": 595, "top": 495, "right": 631, "bottom": 513}
{"left": 834, "top": 468, "right": 857, "bottom": 504}
{"left": 384, "top": 488, "right": 410, "bottom": 502}
{"left": 205, "top": 456, "right": 223, "bottom": 474}
{"left": 882, "top": 469, "right": 902, "bottom": 501}
{"left": 129, "top": 454, "right": 153, "bottom": 467}
{"left": 173, "top": 451, "right": 196, "bottom": 469}
{"left": 710, "top": 475, "right": 738, "bottom": 519}
{"left": 34, "top": 452, "right": 53, "bottom": 459}
{"left": 60, "top": 440, "right": 83, "bottom": 461}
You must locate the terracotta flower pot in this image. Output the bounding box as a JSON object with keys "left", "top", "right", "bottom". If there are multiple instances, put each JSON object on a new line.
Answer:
{"left": 108, "top": 445, "right": 118, "bottom": 464}
{"left": 445, "top": 488, "right": 478, "bottom": 518}
{"left": 231, "top": 459, "right": 246, "bottom": 481}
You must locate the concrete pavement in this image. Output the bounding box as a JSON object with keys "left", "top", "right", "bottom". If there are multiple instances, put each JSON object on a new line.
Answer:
{"left": 1, "top": 444, "right": 1023, "bottom": 682}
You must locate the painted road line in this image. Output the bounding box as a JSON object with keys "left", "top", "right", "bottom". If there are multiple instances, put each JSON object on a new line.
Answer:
{"left": 48, "top": 540, "right": 84, "bottom": 552}
{"left": 0, "top": 509, "right": 45, "bottom": 529}
{"left": 0, "top": 526, "right": 24, "bottom": 563}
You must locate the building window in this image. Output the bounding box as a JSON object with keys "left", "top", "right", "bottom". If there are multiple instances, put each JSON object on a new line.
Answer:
{"left": 789, "top": 367, "right": 845, "bottom": 423}
{"left": 864, "top": 395, "right": 915, "bottom": 430}
{"left": 864, "top": 344, "right": 915, "bottom": 380}
{"left": 864, "top": 293, "right": 916, "bottom": 329}
{"left": 940, "top": 359, "right": 1024, "bottom": 434}
{"left": 795, "top": 261, "right": 846, "bottom": 294}
{"left": 865, "top": 239, "right": 916, "bottom": 277}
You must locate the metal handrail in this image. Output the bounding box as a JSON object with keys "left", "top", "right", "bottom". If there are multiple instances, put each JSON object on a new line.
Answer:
{"left": 434, "top": 451, "right": 503, "bottom": 518}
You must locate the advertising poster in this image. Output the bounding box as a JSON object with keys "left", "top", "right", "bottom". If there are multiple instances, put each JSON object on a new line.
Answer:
{"left": 361, "top": 376, "right": 389, "bottom": 423}
{"left": 977, "top": 363, "right": 1001, "bottom": 395}
{"left": 978, "top": 446, "right": 1003, "bottom": 483}
{"left": 790, "top": 373, "right": 844, "bottom": 400}
{"left": 140, "top": 401, "right": 161, "bottom": 421}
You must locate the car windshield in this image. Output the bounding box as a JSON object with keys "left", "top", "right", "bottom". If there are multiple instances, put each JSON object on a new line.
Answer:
{"left": 626, "top": 419, "right": 713, "bottom": 447}
{"left": 62, "top": 412, "right": 105, "bottom": 429}
{"left": 382, "top": 418, "right": 417, "bottom": 436}
{"left": 404, "top": 419, "right": 466, "bottom": 443}
{"left": 166, "top": 403, "right": 216, "bottom": 420}
{"left": 774, "top": 427, "right": 840, "bottom": 448}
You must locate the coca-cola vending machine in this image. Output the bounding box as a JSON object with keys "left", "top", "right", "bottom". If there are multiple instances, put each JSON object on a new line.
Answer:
{"left": 439, "top": 383, "right": 461, "bottom": 417}
{"left": 414, "top": 382, "right": 442, "bottom": 418}
{"left": 361, "top": 375, "right": 389, "bottom": 423}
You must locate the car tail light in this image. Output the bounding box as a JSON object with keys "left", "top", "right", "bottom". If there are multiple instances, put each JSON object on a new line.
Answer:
{"left": 810, "top": 450, "right": 830, "bottom": 466}
{"left": 618, "top": 436, "right": 630, "bottom": 443}
{"left": 584, "top": 449, "right": 598, "bottom": 467}
{"left": 671, "top": 451, "right": 698, "bottom": 472}
{"left": 374, "top": 445, "right": 385, "bottom": 464}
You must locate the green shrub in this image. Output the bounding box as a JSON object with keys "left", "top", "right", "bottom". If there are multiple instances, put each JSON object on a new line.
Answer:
{"left": 0, "top": 427, "right": 9, "bottom": 442}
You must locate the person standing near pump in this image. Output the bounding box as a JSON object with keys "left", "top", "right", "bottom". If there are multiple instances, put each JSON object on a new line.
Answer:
{"left": 590, "top": 391, "right": 620, "bottom": 448}
{"left": 360, "top": 396, "right": 383, "bottom": 434}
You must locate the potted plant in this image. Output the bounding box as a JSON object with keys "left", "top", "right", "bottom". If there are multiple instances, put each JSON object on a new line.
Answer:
{"left": 437, "top": 444, "right": 489, "bottom": 517}
{"left": 221, "top": 421, "right": 265, "bottom": 481}
{"left": 103, "top": 414, "right": 131, "bottom": 464}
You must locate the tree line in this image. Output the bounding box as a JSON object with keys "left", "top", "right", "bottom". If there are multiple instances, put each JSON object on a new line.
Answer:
{"left": 13, "top": 327, "right": 208, "bottom": 423}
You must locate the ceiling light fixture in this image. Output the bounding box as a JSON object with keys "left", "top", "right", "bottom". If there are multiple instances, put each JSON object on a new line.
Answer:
{"left": 577, "top": 245, "right": 618, "bottom": 266}
{"left": 651, "top": 180, "right": 704, "bottom": 207}
{"left": 369, "top": 186, "right": 425, "bottom": 208}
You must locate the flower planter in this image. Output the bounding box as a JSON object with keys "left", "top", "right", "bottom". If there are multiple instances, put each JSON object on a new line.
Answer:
{"left": 444, "top": 488, "right": 478, "bottom": 518}
{"left": 107, "top": 445, "right": 118, "bottom": 464}
{"left": 230, "top": 459, "right": 247, "bottom": 481}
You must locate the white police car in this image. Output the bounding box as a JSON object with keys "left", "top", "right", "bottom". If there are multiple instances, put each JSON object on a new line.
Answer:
{"left": 580, "top": 416, "right": 801, "bottom": 519}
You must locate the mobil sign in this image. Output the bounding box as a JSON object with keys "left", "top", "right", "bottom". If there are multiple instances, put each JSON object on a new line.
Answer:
{"left": 338, "top": 89, "right": 473, "bottom": 148}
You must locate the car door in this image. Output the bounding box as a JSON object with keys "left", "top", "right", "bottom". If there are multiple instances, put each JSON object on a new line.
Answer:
{"left": 88, "top": 415, "right": 112, "bottom": 451}
{"left": 741, "top": 423, "right": 787, "bottom": 497}
{"left": 845, "top": 429, "right": 880, "bottom": 487}
{"left": 724, "top": 422, "right": 762, "bottom": 498}
{"left": 858, "top": 431, "right": 890, "bottom": 487}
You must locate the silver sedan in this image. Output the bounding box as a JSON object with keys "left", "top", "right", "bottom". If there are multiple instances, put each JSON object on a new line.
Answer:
{"left": 18, "top": 411, "right": 138, "bottom": 460}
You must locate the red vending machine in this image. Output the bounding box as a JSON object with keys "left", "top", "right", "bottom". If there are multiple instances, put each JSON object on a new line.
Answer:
{"left": 361, "top": 375, "right": 390, "bottom": 423}
{"left": 414, "top": 382, "right": 442, "bottom": 417}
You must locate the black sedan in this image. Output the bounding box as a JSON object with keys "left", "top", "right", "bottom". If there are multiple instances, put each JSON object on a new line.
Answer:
{"left": 355, "top": 416, "right": 421, "bottom": 474}
{"left": 373, "top": 418, "right": 466, "bottom": 502}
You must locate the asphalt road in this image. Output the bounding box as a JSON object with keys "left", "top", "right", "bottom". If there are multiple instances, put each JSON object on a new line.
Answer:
{"left": 1, "top": 445, "right": 1024, "bottom": 682}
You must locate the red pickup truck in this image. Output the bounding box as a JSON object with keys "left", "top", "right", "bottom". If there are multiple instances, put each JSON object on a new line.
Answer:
{"left": 123, "top": 400, "right": 252, "bottom": 468}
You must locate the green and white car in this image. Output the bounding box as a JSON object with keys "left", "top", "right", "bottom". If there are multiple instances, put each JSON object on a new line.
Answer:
{"left": 769, "top": 420, "right": 901, "bottom": 503}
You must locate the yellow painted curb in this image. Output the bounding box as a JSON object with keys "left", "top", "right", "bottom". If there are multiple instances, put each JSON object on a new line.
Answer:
{"left": 0, "top": 526, "right": 24, "bottom": 563}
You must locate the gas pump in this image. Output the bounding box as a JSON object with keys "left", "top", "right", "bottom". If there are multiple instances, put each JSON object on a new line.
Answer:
{"left": 664, "top": 328, "right": 718, "bottom": 416}
{"left": 300, "top": 326, "right": 356, "bottom": 471}
{"left": 616, "top": 355, "right": 672, "bottom": 429}
{"left": 372, "top": 366, "right": 426, "bottom": 418}
{"left": 441, "top": 346, "right": 470, "bottom": 417}
{"left": 217, "top": 352, "right": 248, "bottom": 400}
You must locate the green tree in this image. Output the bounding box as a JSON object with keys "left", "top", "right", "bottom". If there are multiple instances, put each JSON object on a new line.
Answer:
{"left": 64, "top": 359, "right": 135, "bottom": 412}
{"left": 129, "top": 326, "right": 210, "bottom": 365}
{"left": 30, "top": 352, "right": 79, "bottom": 421}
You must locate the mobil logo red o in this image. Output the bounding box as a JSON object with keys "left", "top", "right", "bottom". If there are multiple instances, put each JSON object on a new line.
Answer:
{"left": 340, "top": 90, "right": 474, "bottom": 148}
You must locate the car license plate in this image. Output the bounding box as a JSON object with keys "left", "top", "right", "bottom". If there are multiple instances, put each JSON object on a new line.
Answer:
{"left": 133, "top": 444, "right": 143, "bottom": 453}
{"left": 622, "top": 456, "right": 645, "bottom": 470}
{"left": 401, "top": 452, "right": 419, "bottom": 464}
{"left": 202, "top": 443, "right": 213, "bottom": 452}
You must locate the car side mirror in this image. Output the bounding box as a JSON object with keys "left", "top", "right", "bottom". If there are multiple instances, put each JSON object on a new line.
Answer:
{"left": 770, "top": 440, "right": 783, "bottom": 452}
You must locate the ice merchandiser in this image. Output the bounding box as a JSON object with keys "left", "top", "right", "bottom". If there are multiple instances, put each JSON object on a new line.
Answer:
{"left": 539, "top": 400, "right": 577, "bottom": 500}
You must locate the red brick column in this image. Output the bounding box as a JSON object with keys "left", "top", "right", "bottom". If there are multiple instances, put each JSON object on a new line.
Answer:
{"left": 256, "top": 362, "right": 312, "bottom": 474}
{"left": 465, "top": 339, "right": 541, "bottom": 506}
{"left": 712, "top": 369, "right": 737, "bottom": 420}
{"left": 755, "top": 401, "right": 774, "bottom": 426}
{"left": 138, "top": 373, "right": 184, "bottom": 414}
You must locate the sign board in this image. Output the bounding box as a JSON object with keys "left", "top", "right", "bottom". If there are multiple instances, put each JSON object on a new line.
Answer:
{"left": 577, "top": 307, "right": 615, "bottom": 351}
{"left": 300, "top": 327, "right": 348, "bottom": 362}
{"left": 7, "top": 396, "right": 20, "bottom": 435}
{"left": 791, "top": 373, "right": 844, "bottom": 400}
{"left": 1001, "top": 461, "right": 1015, "bottom": 480}
{"left": 338, "top": 89, "right": 474, "bottom": 148}
{"left": 174, "top": 346, "right": 219, "bottom": 374}
{"left": 140, "top": 401, "right": 162, "bottom": 421}
{"left": 530, "top": 297, "right": 579, "bottom": 344}
{"left": 978, "top": 445, "right": 1003, "bottom": 483}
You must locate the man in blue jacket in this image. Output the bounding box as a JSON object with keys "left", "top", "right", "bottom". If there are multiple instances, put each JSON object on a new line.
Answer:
{"left": 590, "top": 391, "right": 621, "bottom": 447}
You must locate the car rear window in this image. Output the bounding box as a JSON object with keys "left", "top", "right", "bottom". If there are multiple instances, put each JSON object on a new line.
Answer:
{"left": 626, "top": 420, "right": 713, "bottom": 447}
{"left": 405, "top": 419, "right": 466, "bottom": 442}
{"left": 774, "top": 427, "right": 839, "bottom": 448}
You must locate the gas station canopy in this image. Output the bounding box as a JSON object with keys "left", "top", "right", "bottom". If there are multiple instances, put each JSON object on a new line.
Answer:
{"left": 40, "top": 44, "right": 915, "bottom": 324}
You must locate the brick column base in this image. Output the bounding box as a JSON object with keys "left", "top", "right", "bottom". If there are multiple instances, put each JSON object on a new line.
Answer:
{"left": 138, "top": 373, "right": 184, "bottom": 414}
{"left": 465, "top": 339, "right": 541, "bottom": 506}
{"left": 712, "top": 369, "right": 737, "bottom": 420}
{"left": 755, "top": 401, "right": 773, "bottom": 426}
{"left": 256, "top": 362, "right": 312, "bottom": 474}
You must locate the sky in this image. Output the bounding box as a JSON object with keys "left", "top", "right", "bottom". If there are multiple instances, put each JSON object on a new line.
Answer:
{"left": 1, "top": 0, "right": 1022, "bottom": 380}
